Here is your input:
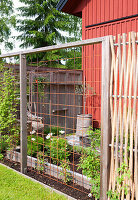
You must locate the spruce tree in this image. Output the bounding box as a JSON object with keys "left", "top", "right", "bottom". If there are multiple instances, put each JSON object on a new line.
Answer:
{"left": 17, "top": 0, "right": 82, "bottom": 49}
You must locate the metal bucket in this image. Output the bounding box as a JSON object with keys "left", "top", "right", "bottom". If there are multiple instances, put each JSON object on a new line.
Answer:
{"left": 76, "top": 114, "right": 92, "bottom": 137}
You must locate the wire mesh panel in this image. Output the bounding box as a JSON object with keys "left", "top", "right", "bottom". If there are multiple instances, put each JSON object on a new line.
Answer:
{"left": 0, "top": 38, "right": 104, "bottom": 199}
{"left": 29, "top": 69, "right": 83, "bottom": 134}
{"left": 23, "top": 44, "right": 102, "bottom": 199}
{"left": 83, "top": 43, "right": 102, "bottom": 128}
{"left": 0, "top": 34, "right": 137, "bottom": 199}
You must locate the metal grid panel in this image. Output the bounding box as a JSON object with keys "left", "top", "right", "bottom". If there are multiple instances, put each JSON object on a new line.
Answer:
{"left": 0, "top": 37, "right": 104, "bottom": 199}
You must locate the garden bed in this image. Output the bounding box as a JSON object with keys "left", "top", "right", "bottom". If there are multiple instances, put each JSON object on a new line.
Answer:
{"left": 0, "top": 128, "right": 101, "bottom": 200}
{"left": 6, "top": 150, "right": 91, "bottom": 190}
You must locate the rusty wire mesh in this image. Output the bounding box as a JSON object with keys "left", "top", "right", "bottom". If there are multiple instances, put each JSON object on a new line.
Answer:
{"left": 0, "top": 44, "right": 102, "bottom": 198}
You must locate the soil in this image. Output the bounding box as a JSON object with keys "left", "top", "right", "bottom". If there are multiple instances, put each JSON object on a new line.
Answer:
{"left": 69, "top": 153, "right": 82, "bottom": 174}
{"left": 0, "top": 158, "right": 95, "bottom": 200}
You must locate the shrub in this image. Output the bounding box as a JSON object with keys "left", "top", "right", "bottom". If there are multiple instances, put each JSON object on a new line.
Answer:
{"left": 0, "top": 64, "right": 19, "bottom": 135}
{"left": 0, "top": 134, "right": 20, "bottom": 153}
{"left": 59, "top": 162, "right": 72, "bottom": 183}
{"left": 46, "top": 138, "right": 71, "bottom": 164}
{"left": 0, "top": 135, "right": 9, "bottom": 153}
{"left": 78, "top": 127, "right": 101, "bottom": 199}
{"left": 27, "top": 135, "right": 44, "bottom": 157}
{"left": 36, "top": 151, "right": 45, "bottom": 172}
{"left": 44, "top": 126, "right": 62, "bottom": 136}
{"left": 0, "top": 153, "right": 4, "bottom": 160}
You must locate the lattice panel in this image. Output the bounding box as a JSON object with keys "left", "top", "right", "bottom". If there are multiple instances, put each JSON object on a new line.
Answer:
{"left": 109, "top": 32, "right": 138, "bottom": 199}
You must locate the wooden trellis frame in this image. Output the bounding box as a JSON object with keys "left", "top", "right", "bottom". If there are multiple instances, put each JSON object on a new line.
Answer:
{"left": 1, "top": 33, "right": 137, "bottom": 199}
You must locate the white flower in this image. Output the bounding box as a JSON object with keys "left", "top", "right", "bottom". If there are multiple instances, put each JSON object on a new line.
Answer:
{"left": 30, "top": 130, "right": 36, "bottom": 135}
{"left": 46, "top": 133, "right": 53, "bottom": 139}
{"left": 31, "top": 138, "right": 35, "bottom": 141}
{"left": 88, "top": 193, "right": 92, "bottom": 198}
{"left": 46, "top": 135, "right": 50, "bottom": 139}
{"left": 59, "top": 130, "right": 65, "bottom": 134}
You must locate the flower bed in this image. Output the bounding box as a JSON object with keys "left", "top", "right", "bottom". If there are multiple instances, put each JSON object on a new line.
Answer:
{"left": 6, "top": 150, "right": 91, "bottom": 190}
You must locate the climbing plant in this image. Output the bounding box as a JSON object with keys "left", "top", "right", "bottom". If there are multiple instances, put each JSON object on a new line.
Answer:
{"left": 0, "top": 64, "right": 19, "bottom": 135}
{"left": 78, "top": 128, "right": 101, "bottom": 199}
{"left": 107, "top": 162, "right": 131, "bottom": 200}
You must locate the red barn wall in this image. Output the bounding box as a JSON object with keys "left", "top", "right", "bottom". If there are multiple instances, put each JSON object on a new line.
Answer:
{"left": 81, "top": 0, "right": 138, "bottom": 127}
{"left": 83, "top": 0, "right": 138, "bottom": 27}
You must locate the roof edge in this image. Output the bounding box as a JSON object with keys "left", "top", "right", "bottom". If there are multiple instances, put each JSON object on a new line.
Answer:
{"left": 56, "top": 0, "right": 68, "bottom": 11}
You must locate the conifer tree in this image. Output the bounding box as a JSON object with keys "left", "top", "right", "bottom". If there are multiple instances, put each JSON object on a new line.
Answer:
{"left": 17, "top": 0, "right": 81, "bottom": 49}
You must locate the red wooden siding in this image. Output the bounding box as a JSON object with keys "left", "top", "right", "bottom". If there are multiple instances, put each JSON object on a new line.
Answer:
{"left": 84, "top": 0, "right": 138, "bottom": 27}
{"left": 84, "top": 17, "right": 138, "bottom": 39}
{"left": 58, "top": 0, "right": 138, "bottom": 127}
{"left": 82, "top": 16, "right": 138, "bottom": 127}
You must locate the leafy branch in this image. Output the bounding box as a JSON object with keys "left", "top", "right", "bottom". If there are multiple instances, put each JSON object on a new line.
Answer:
{"left": 0, "top": 64, "right": 19, "bottom": 135}
{"left": 107, "top": 162, "right": 131, "bottom": 200}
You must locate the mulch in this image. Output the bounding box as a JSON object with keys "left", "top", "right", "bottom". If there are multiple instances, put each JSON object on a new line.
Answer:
{"left": 0, "top": 158, "right": 95, "bottom": 200}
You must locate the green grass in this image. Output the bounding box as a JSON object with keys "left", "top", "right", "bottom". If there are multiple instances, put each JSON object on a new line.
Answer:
{"left": 0, "top": 164, "right": 67, "bottom": 200}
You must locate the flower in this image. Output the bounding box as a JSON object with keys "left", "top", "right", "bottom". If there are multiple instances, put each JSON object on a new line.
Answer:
{"left": 59, "top": 130, "right": 65, "bottom": 134}
{"left": 30, "top": 130, "right": 36, "bottom": 135}
{"left": 46, "top": 135, "right": 50, "bottom": 139}
{"left": 46, "top": 133, "right": 53, "bottom": 139}
{"left": 31, "top": 138, "right": 35, "bottom": 141}
{"left": 88, "top": 193, "right": 92, "bottom": 198}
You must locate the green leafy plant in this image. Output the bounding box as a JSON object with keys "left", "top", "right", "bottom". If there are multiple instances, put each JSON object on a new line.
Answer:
{"left": 0, "top": 134, "right": 20, "bottom": 153}
{"left": 36, "top": 151, "right": 46, "bottom": 172}
{"left": 44, "top": 126, "right": 62, "bottom": 136}
{"left": 0, "top": 64, "right": 19, "bottom": 136}
{"left": 78, "top": 128, "right": 101, "bottom": 199}
{"left": 27, "top": 135, "right": 44, "bottom": 157}
{"left": 88, "top": 128, "right": 101, "bottom": 148}
{"left": 33, "top": 76, "right": 48, "bottom": 98}
{"left": 46, "top": 138, "right": 71, "bottom": 164}
{"left": 59, "top": 162, "right": 72, "bottom": 183}
{"left": 0, "top": 135, "right": 9, "bottom": 153}
{"left": 8, "top": 134, "right": 20, "bottom": 150}
{"left": 74, "top": 145, "right": 83, "bottom": 154}
{"left": 107, "top": 162, "right": 131, "bottom": 200}
{"left": 0, "top": 153, "right": 4, "bottom": 160}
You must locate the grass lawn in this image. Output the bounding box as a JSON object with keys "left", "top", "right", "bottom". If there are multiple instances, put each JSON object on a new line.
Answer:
{"left": 0, "top": 164, "right": 67, "bottom": 200}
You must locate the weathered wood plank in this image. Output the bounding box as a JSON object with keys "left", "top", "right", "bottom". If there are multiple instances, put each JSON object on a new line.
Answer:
{"left": 0, "top": 37, "right": 105, "bottom": 58}
{"left": 100, "top": 36, "right": 112, "bottom": 200}
{"left": 20, "top": 54, "right": 27, "bottom": 174}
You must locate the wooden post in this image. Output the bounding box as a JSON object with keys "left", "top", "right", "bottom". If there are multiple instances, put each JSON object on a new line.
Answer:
{"left": 100, "top": 36, "right": 112, "bottom": 199}
{"left": 20, "top": 54, "right": 27, "bottom": 174}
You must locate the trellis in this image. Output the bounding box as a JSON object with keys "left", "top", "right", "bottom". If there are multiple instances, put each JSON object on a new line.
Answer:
{"left": 0, "top": 33, "right": 137, "bottom": 199}
{"left": 109, "top": 32, "right": 138, "bottom": 199}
